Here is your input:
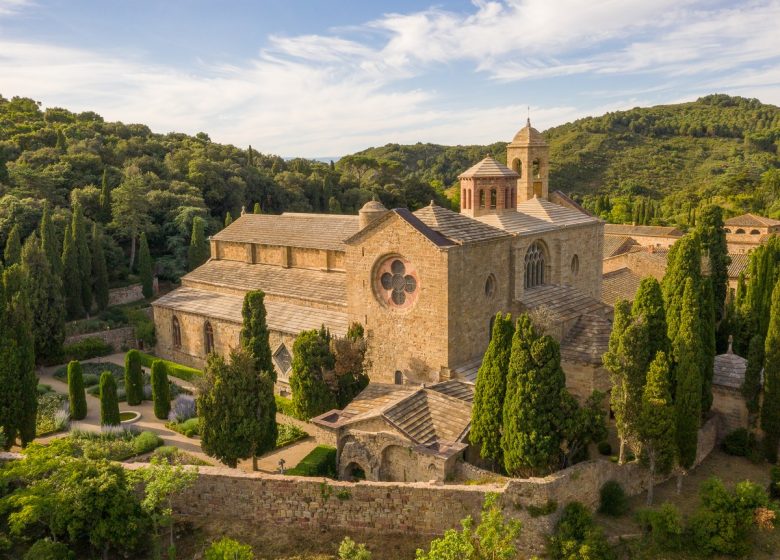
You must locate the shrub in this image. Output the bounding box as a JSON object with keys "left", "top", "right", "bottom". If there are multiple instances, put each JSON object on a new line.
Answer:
{"left": 276, "top": 423, "right": 307, "bottom": 448}
{"left": 169, "top": 395, "right": 197, "bottom": 423}
{"left": 133, "top": 430, "right": 163, "bottom": 455}
{"left": 37, "top": 383, "right": 52, "bottom": 395}
{"left": 82, "top": 372, "right": 99, "bottom": 386}
{"left": 167, "top": 417, "right": 200, "bottom": 438}
{"left": 597, "top": 441, "right": 612, "bottom": 456}
{"left": 151, "top": 360, "right": 170, "bottom": 420}
{"left": 23, "top": 539, "right": 73, "bottom": 560}
{"left": 287, "top": 445, "right": 337, "bottom": 477}
{"left": 124, "top": 349, "right": 144, "bottom": 405}
{"left": 527, "top": 500, "right": 558, "bottom": 517}
{"left": 62, "top": 337, "right": 112, "bottom": 361}
{"left": 152, "top": 445, "right": 210, "bottom": 466}
{"left": 636, "top": 502, "right": 684, "bottom": 551}
{"left": 770, "top": 466, "right": 780, "bottom": 499}
{"left": 126, "top": 308, "right": 155, "bottom": 347}
{"left": 99, "top": 371, "right": 121, "bottom": 426}
{"left": 137, "top": 352, "right": 202, "bottom": 382}
{"left": 67, "top": 360, "right": 87, "bottom": 420}
{"left": 275, "top": 395, "right": 297, "bottom": 418}
{"left": 204, "top": 537, "right": 254, "bottom": 560}
{"left": 70, "top": 429, "right": 136, "bottom": 461}
{"left": 548, "top": 502, "right": 614, "bottom": 560}
{"left": 338, "top": 537, "right": 371, "bottom": 560}
{"left": 36, "top": 393, "right": 69, "bottom": 436}
{"left": 722, "top": 428, "right": 750, "bottom": 456}
{"left": 599, "top": 480, "right": 629, "bottom": 517}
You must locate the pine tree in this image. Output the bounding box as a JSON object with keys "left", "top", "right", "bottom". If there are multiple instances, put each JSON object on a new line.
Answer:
{"left": 61, "top": 222, "right": 83, "bottom": 318}
{"left": 604, "top": 300, "right": 650, "bottom": 463}
{"left": 638, "top": 351, "right": 676, "bottom": 506}
{"left": 99, "top": 370, "right": 120, "bottom": 426}
{"left": 697, "top": 205, "right": 730, "bottom": 320}
{"left": 124, "top": 349, "right": 144, "bottom": 406}
{"left": 3, "top": 224, "right": 21, "bottom": 266}
{"left": 290, "top": 328, "right": 337, "bottom": 420}
{"left": 187, "top": 216, "right": 210, "bottom": 271}
{"left": 502, "top": 315, "right": 565, "bottom": 476}
{"left": 471, "top": 313, "right": 514, "bottom": 466}
{"left": 71, "top": 203, "right": 92, "bottom": 314}
{"left": 40, "top": 201, "right": 61, "bottom": 278}
{"left": 91, "top": 223, "right": 109, "bottom": 311}
{"left": 151, "top": 360, "right": 170, "bottom": 420}
{"left": 21, "top": 234, "right": 65, "bottom": 363}
{"left": 67, "top": 360, "right": 87, "bottom": 420}
{"left": 742, "top": 335, "right": 764, "bottom": 429}
{"left": 662, "top": 234, "right": 702, "bottom": 346}
{"left": 99, "top": 168, "right": 112, "bottom": 223}
{"left": 631, "top": 277, "right": 669, "bottom": 363}
{"left": 138, "top": 232, "right": 153, "bottom": 298}
{"left": 674, "top": 279, "right": 702, "bottom": 479}
{"left": 761, "top": 277, "right": 780, "bottom": 462}
{"left": 224, "top": 212, "right": 233, "bottom": 228}
{"left": 253, "top": 202, "right": 261, "bottom": 214}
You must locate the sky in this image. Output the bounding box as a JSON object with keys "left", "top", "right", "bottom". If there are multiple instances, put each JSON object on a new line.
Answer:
{"left": 1, "top": 0, "right": 779, "bottom": 158}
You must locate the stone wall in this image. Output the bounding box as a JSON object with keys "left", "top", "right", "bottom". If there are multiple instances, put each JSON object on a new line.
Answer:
{"left": 713, "top": 387, "right": 749, "bottom": 436}
{"left": 277, "top": 413, "right": 337, "bottom": 447}
{"left": 64, "top": 326, "right": 137, "bottom": 351}
{"left": 108, "top": 284, "right": 144, "bottom": 306}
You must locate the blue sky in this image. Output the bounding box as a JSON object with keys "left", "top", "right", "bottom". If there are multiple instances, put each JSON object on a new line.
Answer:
{"left": 1, "top": 0, "right": 779, "bottom": 157}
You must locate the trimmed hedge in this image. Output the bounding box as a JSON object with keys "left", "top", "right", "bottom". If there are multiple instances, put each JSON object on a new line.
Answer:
{"left": 62, "top": 337, "right": 113, "bottom": 361}
{"left": 286, "top": 445, "right": 337, "bottom": 477}
{"left": 137, "top": 352, "right": 202, "bottom": 382}
{"left": 275, "top": 395, "right": 297, "bottom": 418}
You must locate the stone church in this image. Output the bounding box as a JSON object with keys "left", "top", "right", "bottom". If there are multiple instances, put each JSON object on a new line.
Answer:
{"left": 152, "top": 120, "right": 611, "bottom": 481}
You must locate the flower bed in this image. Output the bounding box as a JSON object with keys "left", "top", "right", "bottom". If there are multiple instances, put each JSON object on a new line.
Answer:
{"left": 69, "top": 428, "right": 163, "bottom": 461}
{"left": 166, "top": 417, "right": 200, "bottom": 438}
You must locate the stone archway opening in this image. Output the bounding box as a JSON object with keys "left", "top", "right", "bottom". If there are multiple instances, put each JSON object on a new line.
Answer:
{"left": 342, "top": 461, "right": 367, "bottom": 481}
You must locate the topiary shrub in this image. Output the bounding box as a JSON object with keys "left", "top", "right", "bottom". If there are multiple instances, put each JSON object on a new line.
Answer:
{"left": 62, "top": 337, "right": 112, "bottom": 361}
{"left": 67, "top": 360, "right": 87, "bottom": 420}
{"left": 597, "top": 441, "right": 612, "bottom": 456}
{"left": 124, "top": 349, "right": 144, "bottom": 405}
{"left": 636, "top": 502, "right": 684, "bottom": 551}
{"left": 133, "top": 430, "right": 163, "bottom": 455}
{"left": 204, "top": 537, "right": 254, "bottom": 560}
{"left": 99, "top": 370, "right": 120, "bottom": 426}
{"left": 722, "top": 428, "right": 750, "bottom": 456}
{"left": 151, "top": 360, "right": 170, "bottom": 420}
{"left": 598, "top": 480, "right": 628, "bottom": 517}
{"left": 23, "top": 539, "right": 74, "bottom": 560}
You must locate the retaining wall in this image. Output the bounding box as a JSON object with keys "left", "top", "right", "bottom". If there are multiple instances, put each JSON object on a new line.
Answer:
{"left": 64, "top": 326, "right": 137, "bottom": 351}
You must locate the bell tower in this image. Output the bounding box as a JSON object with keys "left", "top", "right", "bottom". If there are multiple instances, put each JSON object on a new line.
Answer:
{"left": 506, "top": 118, "right": 549, "bottom": 203}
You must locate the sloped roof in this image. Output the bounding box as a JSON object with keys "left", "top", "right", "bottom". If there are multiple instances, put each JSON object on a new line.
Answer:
{"left": 727, "top": 253, "right": 750, "bottom": 279}
{"left": 450, "top": 355, "right": 484, "bottom": 383}
{"left": 509, "top": 119, "right": 547, "bottom": 145}
{"left": 413, "top": 204, "right": 512, "bottom": 245}
{"left": 549, "top": 191, "right": 594, "bottom": 217}
{"left": 428, "top": 379, "right": 475, "bottom": 403}
{"left": 725, "top": 213, "right": 780, "bottom": 228}
{"left": 152, "top": 287, "right": 349, "bottom": 336}
{"left": 603, "top": 235, "right": 639, "bottom": 259}
{"left": 560, "top": 314, "right": 612, "bottom": 366}
{"left": 604, "top": 224, "right": 683, "bottom": 238}
{"left": 713, "top": 347, "right": 748, "bottom": 390}
{"left": 183, "top": 259, "right": 346, "bottom": 306}
{"left": 211, "top": 213, "right": 359, "bottom": 251}
{"left": 475, "top": 197, "right": 600, "bottom": 235}
{"left": 601, "top": 267, "right": 644, "bottom": 306}
{"left": 458, "top": 155, "right": 518, "bottom": 179}
{"left": 521, "top": 284, "right": 613, "bottom": 323}
{"left": 343, "top": 207, "right": 457, "bottom": 248}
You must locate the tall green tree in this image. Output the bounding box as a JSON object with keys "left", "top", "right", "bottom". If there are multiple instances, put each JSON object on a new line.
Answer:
{"left": 697, "top": 205, "right": 730, "bottom": 321}
{"left": 110, "top": 168, "right": 151, "bottom": 269}
{"left": 61, "top": 223, "right": 83, "bottom": 318}
{"left": 700, "top": 279, "right": 716, "bottom": 414}
{"left": 631, "top": 277, "right": 669, "bottom": 363}
{"left": 198, "top": 349, "right": 274, "bottom": 468}
{"left": 760, "top": 277, "right": 780, "bottom": 462}
{"left": 99, "top": 370, "right": 120, "bottom": 426}
{"left": 150, "top": 360, "right": 170, "bottom": 420}
{"left": 138, "top": 231, "right": 153, "bottom": 298}
{"left": 224, "top": 212, "right": 233, "bottom": 228}
{"left": 39, "top": 201, "right": 61, "bottom": 278}
{"left": 741, "top": 335, "right": 764, "bottom": 430}
{"left": 290, "top": 327, "right": 337, "bottom": 420}
{"left": 501, "top": 315, "right": 565, "bottom": 476}
{"left": 559, "top": 390, "right": 607, "bottom": 468}
{"left": 124, "top": 349, "right": 144, "bottom": 406}
{"left": 187, "top": 216, "right": 210, "bottom": 271}
{"left": 333, "top": 322, "right": 369, "bottom": 408}
{"left": 603, "top": 300, "right": 650, "bottom": 463}
{"left": 21, "top": 234, "right": 65, "bottom": 363}
{"left": 253, "top": 202, "right": 261, "bottom": 214}
{"left": 638, "top": 351, "right": 676, "bottom": 505}
{"left": 67, "top": 360, "right": 87, "bottom": 420}
{"left": 736, "top": 237, "right": 780, "bottom": 352}
{"left": 471, "top": 313, "right": 514, "bottom": 466}
{"left": 662, "top": 234, "right": 703, "bottom": 346}
{"left": 91, "top": 223, "right": 109, "bottom": 311}
{"left": 71, "top": 203, "right": 92, "bottom": 314}
{"left": 99, "top": 168, "right": 112, "bottom": 223}
{"left": 674, "top": 278, "right": 702, "bottom": 486}
{"left": 3, "top": 224, "right": 21, "bottom": 266}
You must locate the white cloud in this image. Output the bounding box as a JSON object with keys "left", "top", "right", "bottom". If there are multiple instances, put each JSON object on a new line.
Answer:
{"left": 0, "top": 0, "right": 30, "bottom": 16}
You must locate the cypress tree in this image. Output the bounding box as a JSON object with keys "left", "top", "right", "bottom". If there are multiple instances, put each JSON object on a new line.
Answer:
{"left": 3, "top": 224, "right": 21, "bottom": 266}
{"left": 151, "top": 360, "right": 170, "bottom": 420}
{"left": 741, "top": 237, "right": 780, "bottom": 347}
{"left": 290, "top": 328, "right": 337, "bottom": 420}
{"left": 742, "top": 335, "right": 764, "bottom": 429}
{"left": 72, "top": 203, "right": 92, "bottom": 314}
{"left": 224, "top": 212, "right": 233, "bottom": 228}
{"left": 138, "top": 232, "right": 153, "bottom": 298}
{"left": 187, "top": 217, "right": 210, "bottom": 271}
{"left": 638, "top": 351, "right": 676, "bottom": 506}
{"left": 247, "top": 145, "right": 254, "bottom": 167}
{"left": 700, "top": 279, "right": 716, "bottom": 414}
{"left": 761, "top": 277, "right": 780, "bottom": 462}
{"left": 40, "top": 201, "right": 61, "bottom": 278}
{"left": 604, "top": 300, "right": 650, "bottom": 463}
{"left": 67, "top": 360, "right": 87, "bottom": 420}
{"left": 61, "top": 222, "right": 83, "bottom": 318}
{"left": 674, "top": 278, "right": 702, "bottom": 479}
{"left": 99, "top": 371, "right": 120, "bottom": 426}
{"left": 253, "top": 202, "right": 261, "bottom": 214}
{"left": 99, "top": 168, "right": 112, "bottom": 223}
{"left": 471, "top": 313, "right": 514, "bottom": 466}
{"left": 21, "top": 234, "right": 65, "bottom": 363}
{"left": 91, "top": 223, "right": 109, "bottom": 311}
{"left": 631, "top": 277, "right": 669, "bottom": 363}
{"left": 241, "top": 290, "right": 274, "bottom": 379}
{"left": 662, "top": 234, "right": 702, "bottom": 346}
{"left": 697, "top": 205, "right": 730, "bottom": 320}
{"left": 124, "top": 349, "right": 144, "bottom": 406}
{"left": 502, "top": 315, "right": 565, "bottom": 476}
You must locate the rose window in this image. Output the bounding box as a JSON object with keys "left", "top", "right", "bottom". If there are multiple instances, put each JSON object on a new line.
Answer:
{"left": 375, "top": 257, "right": 419, "bottom": 309}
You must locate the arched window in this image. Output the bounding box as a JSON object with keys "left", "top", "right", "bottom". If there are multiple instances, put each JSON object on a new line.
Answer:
{"left": 512, "top": 159, "right": 523, "bottom": 178}
{"left": 490, "top": 189, "right": 497, "bottom": 209}
{"left": 394, "top": 370, "right": 403, "bottom": 385}
{"left": 570, "top": 254, "right": 580, "bottom": 277}
{"left": 204, "top": 321, "right": 214, "bottom": 354}
{"left": 484, "top": 274, "right": 496, "bottom": 298}
{"left": 172, "top": 316, "right": 181, "bottom": 349}
{"left": 479, "top": 190, "right": 486, "bottom": 209}
{"left": 750, "top": 229, "right": 761, "bottom": 235}
{"left": 532, "top": 159, "right": 541, "bottom": 178}
{"left": 735, "top": 228, "right": 746, "bottom": 234}
{"left": 724, "top": 228, "right": 732, "bottom": 233}
{"left": 524, "top": 241, "right": 546, "bottom": 289}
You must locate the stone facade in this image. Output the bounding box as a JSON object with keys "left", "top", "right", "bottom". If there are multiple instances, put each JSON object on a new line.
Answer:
{"left": 64, "top": 326, "right": 137, "bottom": 352}
{"left": 107, "top": 283, "right": 145, "bottom": 306}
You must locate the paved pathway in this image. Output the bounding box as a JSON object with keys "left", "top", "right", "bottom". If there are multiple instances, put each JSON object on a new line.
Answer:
{"left": 37, "top": 353, "right": 316, "bottom": 473}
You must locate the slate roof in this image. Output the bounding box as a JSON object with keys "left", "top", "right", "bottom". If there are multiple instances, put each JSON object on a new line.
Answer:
{"left": 450, "top": 356, "right": 484, "bottom": 383}
{"left": 183, "top": 259, "right": 346, "bottom": 306}
{"left": 428, "top": 379, "right": 475, "bottom": 403}
{"left": 475, "top": 197, "right": 600, "bottom": 235}
{"left": 603, "top": 235, "right": 639, "bottom": 259}
{"left": 725, "top": 213, "right": 780, "bottom": 228}
{"left": 728, "top": 253, "right": 750, "bottom": 279}
{"left": 152, "top": 287, "right": 349, "bottom": 336}
{"left": 713, "top": 347, "right": 748, "bottom": 390}
{"left": 413, "top": 204, "right": 512, "bottom": 245}
{"left": 343, "top": 207, "right": 457, "bottom": 248}
{"left": 601, "top": 267, "right": 644, "bottom": 306}
{"left": 549, "top": 191, "right": 594, "bottom": 217}
{"left": 560, "top": 314, "right": 612, "bottom": 366}
{"left": 211, "top": 213, "right": 359, "bottom": 251}
{"left": 604, "top": 224, "right": 683, "bottom": 238}
{"left": 521, "top": 284, "right": 613, "bottom": 323}
{"left": 458, "top": 155, "right": 518, "bottom": 179}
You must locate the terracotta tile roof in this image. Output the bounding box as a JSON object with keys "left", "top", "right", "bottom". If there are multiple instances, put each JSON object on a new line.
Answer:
{"left": 604, "top": 224, "right": 683, "bottom": 238}
{"left": 152, "top": 287, "right": 349, "bottom": 336}
{"left": 475, "top": 197, "right": 600, "bottom": 235}
{"left": 727, "top": 253, "right": 750, "bottom": 279}
{"left": 413, "top": 204, "right": 512, "bottom": 245}
{"left": 560, "top": 314, "right": 612, "bottom": 366}
{"left": 725, "top": 213, "right": 780, "bottom": 228}
{"left": 183, "top": 259, "right": 346, "bottom": 306}
{"left": 713, "top": 348, "right": 748, "bottom": 390}
{"left": 211, "top": 213, "right": 359, "bottom": 251}
{"left": 603, "top": 235, "right": 639, "bottom": 259}
{"left": 601, "top": 267, "right": 644, "bottom": 306}
{"left": 521, "top": 284, "right": 613, "bottom": 323}
{"left": 458, "top": 155, "right": 518, "bottom": 179}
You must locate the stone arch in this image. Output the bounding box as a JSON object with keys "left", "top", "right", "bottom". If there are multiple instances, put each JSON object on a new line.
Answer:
{"left": 736, "top": 228, "right": 746, "bottom": 234}
{"left": 532, "top": 158, "right": 541, "bottom": 178}
{"left": 490, "top": 189, "right": 497, "bottom": 209}
{"left": 724, "top": 228, "right": 732, "bottom": 233}
{"left": 342, "top": 461, "right": 367, "bottom": 481}
{"left": 570, "top": 254, "right": 580, "bottom": 277}
{"left": 524, "top": 240, "right": 548, "bottom": 289}
{"left": 750, "top": 229, "right": 761, "bottom": 235}
{"left": 511, "top": 158, "right": 522, "bottom": 178}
